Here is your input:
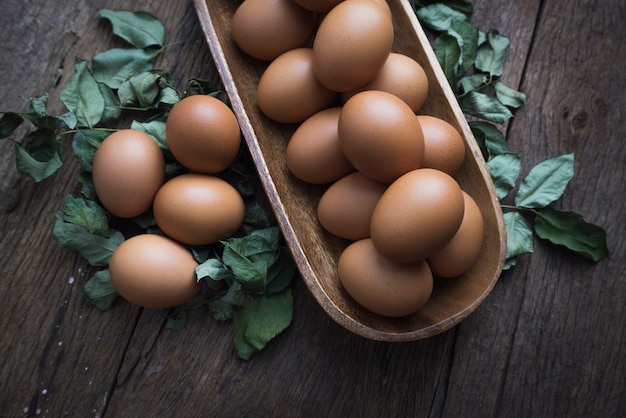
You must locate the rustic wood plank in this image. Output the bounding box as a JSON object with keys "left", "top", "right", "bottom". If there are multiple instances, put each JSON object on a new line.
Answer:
{"left": 443, "top": 0, "right": 626, "bottom": 417}
{"left": 106, "top": 280, "right": 451, "bottom": 416}
{"left": 0, "top": 1, "right": 191, "bottom": 416}
{"left": 496, "top": 0, "right": 626, "bottom": 415}
{"left": 1, "top": 0, "right": 624, "bottom": 417}
{"left": 431, "top": 0, "right": 544, "bottom": 415}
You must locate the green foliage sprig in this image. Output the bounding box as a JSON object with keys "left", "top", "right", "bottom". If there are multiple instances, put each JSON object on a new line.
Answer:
{"left": 412, "top": 0, "right": 609, "bottom": 268}
{"left": 0, "top": 9, "right": 295, "bottom": 360}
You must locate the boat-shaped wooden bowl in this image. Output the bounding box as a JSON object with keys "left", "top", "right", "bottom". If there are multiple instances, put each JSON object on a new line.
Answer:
{"left": 194, "top": 0, "right": 507, "bottom": 341}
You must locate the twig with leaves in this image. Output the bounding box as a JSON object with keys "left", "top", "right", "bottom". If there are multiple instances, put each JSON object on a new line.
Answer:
{"left": 413, "top": 0, "right": 609, "bottom": 268}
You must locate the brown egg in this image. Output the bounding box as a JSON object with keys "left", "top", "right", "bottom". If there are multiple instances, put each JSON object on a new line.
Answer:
{"left": 291, "top": 0, "right": 343, "bottom": 13}
{"left": 370, "top": 168, "right": 465, "bottom": 263}
{"left": 338, "top": 90, "right": 424, "bottom": 183}
{"left": 317, "top": 172, "right": 387, "bottom": 240}
{"left": 92, "top": 129, "right": 164, "bottom": 218}
{"left": 417, "top": 115, "right": 466, "bottom": 177}
{"left": 153, "top": 173, "right": 245, "bottom": 246}
{"left": 257, "top": 48, "right": 337, "bottom": 123}
{"left": 231, "top": 0, "right": 317, "bottom": 61}
{"left": 286, "top": 107, "right": 354, "bottom": 184}
{"left": 341, "top": 53, "right": 429, "bottom": 112}
{"left": 427, "top": 191, "right": 485, "bottom": 278}
{"left": 312, "top": 0, "right": 394, "bottom": 92}
{"left": 338, "top": 238, "right": 433, "bottom": 317}
{"left": 109, "top": 234, "right": 201, "bottom": 309}
{"left": 166, "top": 95, "right": 241, "bottom": 174}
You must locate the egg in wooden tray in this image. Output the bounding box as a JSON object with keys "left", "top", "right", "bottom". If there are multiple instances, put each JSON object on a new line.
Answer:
{"left": 193, "top": 0, "right": 507, "bottom": 341}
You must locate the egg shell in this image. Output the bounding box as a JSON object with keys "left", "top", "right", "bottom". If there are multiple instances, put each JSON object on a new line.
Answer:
{"left": 92, "top": 129, "right": 164, "bottom": 218}
{"left": 338, "top": 90, "right": 424, "bottom": 183}
{"left": 417, "top": 115, "right": 466, "bottom": 177}
{"left": 109, "top": 234, "right": 201, "bottom": 309}
{"left": 317, "top": 171, "right": 387, "bottom": 240}
{"left": 166, "top": 95, "right": 241, "bottom": 174}
{"left": 231, "top": 0, "right": 317, "bottom": 61}
{"left": 286, "top": 107, "right": 354, "bottom": 184}
{"left": 370, "top": 168, "right": 465, "bottom": 263}
{"left": 427, "top": 191, "right": 485, "bottom": 278}
{"left": 257, "top": 48, "right": 337, "bottom": 123}
{"left": 291, "top": 0, "right": 343, "bottom": 13}
{"left": 312, "top": 0, "right": 394, "bottom": 92}
{"left": 153, "top": 173, "right": 245, "bottom": 246}
{"left": 338, "top": 238, "right": 434, "bottom": 317}
{"left": 341, "top": 53, "right": 429, "bottom": 113}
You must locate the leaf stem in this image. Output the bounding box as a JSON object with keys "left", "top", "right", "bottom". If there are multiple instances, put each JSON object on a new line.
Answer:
{"left": 500, "top": 204, "right": 539, "bottom": 215}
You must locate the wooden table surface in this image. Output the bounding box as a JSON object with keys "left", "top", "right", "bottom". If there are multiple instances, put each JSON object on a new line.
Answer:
{"left": 1, "top": 0, "right": 624, "bottom": 417}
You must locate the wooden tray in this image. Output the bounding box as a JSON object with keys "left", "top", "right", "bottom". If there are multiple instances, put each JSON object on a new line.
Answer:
{"left": 193, "top": 0, "right": 507, "bottom": 341}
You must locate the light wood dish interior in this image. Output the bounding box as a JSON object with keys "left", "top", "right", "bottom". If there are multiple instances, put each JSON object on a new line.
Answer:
{"left": 193, "top": 0, "right": 507, "bottom": 341}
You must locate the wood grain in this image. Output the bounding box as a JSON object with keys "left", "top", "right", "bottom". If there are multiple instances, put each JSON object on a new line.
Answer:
{"left": 0, "top": 0, "right": 624, "bottom": 417}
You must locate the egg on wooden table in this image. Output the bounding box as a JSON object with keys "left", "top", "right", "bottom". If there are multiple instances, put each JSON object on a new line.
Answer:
{"left": 92, "top": 129, "right": 164, "bottom": 218}
{"left": 370, "top": 168, "right": 465, "bottom": 263}
{"left": 317, "top": 171, "right": 388, "bottom": 240}
{"left": 153, "top": 173, "right": 245, "bottom": 246}
{"left": 231, "top": 0, "right": 317, "bottom": 61}
{"left": 338, "top": 238, "right": 434, "bottom": 317}
{"left": 417, "top": 115, "right": 466, "bottom": 177}
{"left": 341, "top": 52, "right": 429, "bottom": 113}
{"left": 286, "top": 107, "right": 354, "bottom": 184}
{"left": 109, "top": 234, "right": 201, "bottom": 309}
{"left": 166, "top": 94, "right": 241, "bottom": 174}
{"left": 427, "top": 191, "right": 485, "bottom": 278}
{"left": 312, "top": 0, "right": 394, "bottom": 92}
{"left": 257, "top": 47, "right": 336, "bottom": 123}
{"left": 338, "top": 90, "right": 424, "bottom": 183}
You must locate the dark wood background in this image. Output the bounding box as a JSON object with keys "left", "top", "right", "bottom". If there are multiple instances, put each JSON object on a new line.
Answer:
{"left": 1, "top": 0, "right": 624, "bottom": 417}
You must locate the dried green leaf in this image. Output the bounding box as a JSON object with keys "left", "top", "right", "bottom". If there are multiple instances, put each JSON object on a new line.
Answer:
{"left": 486, "top": 153, "right": 521, "bottom": 199}
{"left": 208, "top": 296, "right": 235, "bottom": 321}
{"left": 458, "top": 74, "right": 488, "bottom": 95}
{"left": 264, "top": 249, "right": 296, "bottom": 294}
{"left": 243, "top": 203, "right": 273, "bottom": 234}
{"left": 434, "top": 33, "right": 462, "bottom": 87}
{"left": 233, "top": 289, "right": 293, "bottom": 361}
{"left": 0, "top": 112, "right": 24, "bottom": 138}
{"left": 99, "top": 9, "right": 165, "bottom": 48}
{"left": 503, "top": 211, "right": 534, "bottom": 268}
{"left": 493, "top": 80, "right": 527, "bottom": 109}
{"left": 92, "top": 48, "right": 158, "bottom": 89}
{"left": 71, "top": 129, "right": 109, "bottom": 172}
{"left": 416, "top": 3, "right": 467, "bottom": 31}
{"left": 515, "top": 153, "right": 575, "bottom": 208}
{"left": 82, "top": 269, "right": 119, "bottom": 311}
{"left": 450, "top": 19, "right": 479, "bottom": 76}
{"left": 15, "top": 145, "right": 63, "bottom": 182}
{"left": 535, "top": 207, "right": 609, "bottom": 262}
{"left": 469, "top": 121, "right": 509, "bottom": 158}
{"left": 61, "top": 194, "right": 110, "bottom": 236}
{"left": 458, "top": 90, "right": 513, "bottom": 123}
{"left": 22, "top": 127, "right": 61, "bottom": 161}
{"left": 60, "top": 59, "right": 105, "bottom": 128}
{"left": 475, "top": 29, "right": 510, "bottom": 77}
{"left": 130, "top": 120, "right": 167, "bottom": 149}
{"left": 118, "top": 72, "right": 161, "bottom": 107}
{"left": 98, "top": 83, "right": 122, "bottom": 123}
{"left": 222, "top": 234, "right": 276, "bottom": 293}
{"left": 196, "top": 257, "right": 234, "bottom": 282}
{"left": 76, "top": 171, "right": 96, "bottom": 200}
{"left": 52, "top": 211, "right": 124, "bottom": 266}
